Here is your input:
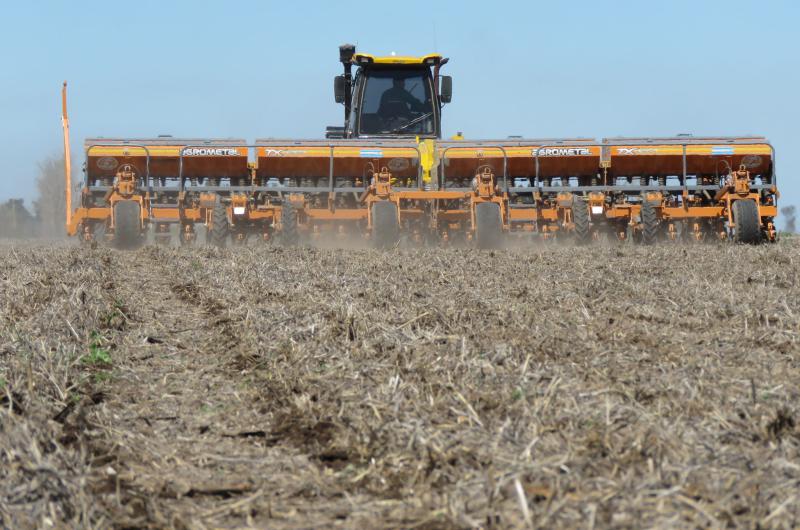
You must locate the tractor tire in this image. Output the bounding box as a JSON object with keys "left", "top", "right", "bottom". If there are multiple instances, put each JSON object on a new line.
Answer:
{"left": 113, "top": 200, "right": 142, "bottom": 249}
{"left": 93, "top": 220, "right": 107, "bottom": 243}
{"left": 208, "top": 197, "right": 229, "bottom": 248}
{"left": 733, "top": 199, "right": 761, "bottom": 244}
{"left": 281, "top": 203, "right": 299, "bottom": 246}
{"left": 475, "top": 202, "right": 503, "bottom": 249}
{"left": 641, "top": 200, "right": 659, "bottom": 245}
{"left": 572, "top": 196, "right": 590, "bottom": 244}
{"left": 372, "top": 201, "right": 399, "bottom": 249}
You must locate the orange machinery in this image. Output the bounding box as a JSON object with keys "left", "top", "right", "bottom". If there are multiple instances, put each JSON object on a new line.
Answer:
{"left": 596, "top": 137, "right": 776, "bottom": 243}
{"left": 62, "top": 45, "right": 777, "bottom": 248}
{"left": 65, "top": 135, "right": 259, "bottom": 247}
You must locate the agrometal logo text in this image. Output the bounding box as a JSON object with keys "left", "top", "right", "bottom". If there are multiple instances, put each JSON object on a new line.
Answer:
{"left": 535, "top": 147, "right": 592, "bottom": 157}
{"left": 181, "top": 148, "right": 241, "bottom": 156}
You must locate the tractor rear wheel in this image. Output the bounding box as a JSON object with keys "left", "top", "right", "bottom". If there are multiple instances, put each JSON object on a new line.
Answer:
{"left": 372, "top": 201, "right": 399, "bottom": 249}
{"left": 281, "top": 203, "right": 299, "bottom": 246}
{"left": 113, "top": 200, "right": 142, "bottom": 249}
{"left": 733, "top": 199, "right": 761, "bottom": 244}
{"left": 641, "top": 200, "right": 659, "bottom": 245}
{"left": 208, "top": 197, "right": 229, "bottom": 248}
{"left": 475, "top": 202, "right": 503, "bottom": 249}
{"left": 572, "top": 196, "right": 590, "bottom": 244}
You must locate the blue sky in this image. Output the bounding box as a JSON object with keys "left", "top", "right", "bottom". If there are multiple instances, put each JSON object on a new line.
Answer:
{"left": 1, "top": 0, "right": 798, "bottom": 225}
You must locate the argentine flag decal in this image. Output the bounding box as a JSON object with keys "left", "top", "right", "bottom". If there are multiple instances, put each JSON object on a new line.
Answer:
{"left": 711, "top": 146, "right": 735, "bottom": 155}
{"left": 360, "top": 149, "right": 383, "bottom": 158}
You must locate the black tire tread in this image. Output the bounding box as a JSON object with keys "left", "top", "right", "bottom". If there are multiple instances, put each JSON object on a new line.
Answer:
{"left": 113, "top": 200, "right": 142, "bottom": 249}
{"left": 475, "top": 202, "right": 503, "bottom": 249}
{"left": 209, "top": 197, "right": 229, "bottom": 248}
{"left": 93, "top": 220, "right": 108, "bottom": 242}
{"left": 281, "top": 203, "right": 299, "bottom": 246}
{"left": 572, "top": 196, "right": 590, "bottom": 244}
{"left": 641, "top": 200, "right": 659, "bottom": 245}
{"left": 372, "top": 201, "right": 399, "bottom": 249}
{"left": 733, "top": 199, "right": 761, "bottom": 244}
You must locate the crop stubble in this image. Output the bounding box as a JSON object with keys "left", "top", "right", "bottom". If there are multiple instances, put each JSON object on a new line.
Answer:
{"left": 1, "top": 241, "right": 799, "bottom": 528}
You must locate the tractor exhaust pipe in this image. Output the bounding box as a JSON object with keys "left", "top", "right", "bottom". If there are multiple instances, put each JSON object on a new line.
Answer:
{"left": 339, "top": 44, "right": 355, "bottom": 122}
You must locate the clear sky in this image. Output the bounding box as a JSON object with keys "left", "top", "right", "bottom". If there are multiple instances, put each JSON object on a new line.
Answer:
{"left": 1, "top": 0, "right": 798, "bottom": 226}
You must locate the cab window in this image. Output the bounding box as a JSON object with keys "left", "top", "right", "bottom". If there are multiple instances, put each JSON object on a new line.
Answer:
{"left": 359, "top": 70, "right": 434, "bottom": 135}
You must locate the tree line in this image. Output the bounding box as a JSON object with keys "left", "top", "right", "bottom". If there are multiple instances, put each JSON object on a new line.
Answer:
{"left": 0, "top": 156, "right": 66, "bottom": 239}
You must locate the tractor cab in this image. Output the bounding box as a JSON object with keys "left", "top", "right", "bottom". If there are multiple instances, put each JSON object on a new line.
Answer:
{"left": 327, "top": 44, "right": 451, "bottom": 139}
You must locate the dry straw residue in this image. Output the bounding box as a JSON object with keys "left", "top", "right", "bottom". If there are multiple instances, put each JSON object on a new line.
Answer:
{"left": 1, "top": 241, "right": 799, "bottom": 528}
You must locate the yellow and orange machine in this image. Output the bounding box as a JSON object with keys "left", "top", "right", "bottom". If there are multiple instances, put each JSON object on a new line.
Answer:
{"left": 62, "top": 45, "right": 777, "bottom": 248}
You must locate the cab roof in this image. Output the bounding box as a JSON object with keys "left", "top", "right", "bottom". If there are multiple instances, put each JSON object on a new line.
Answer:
{"left": 352, "top": 53, "right": 447, "bottom": 66}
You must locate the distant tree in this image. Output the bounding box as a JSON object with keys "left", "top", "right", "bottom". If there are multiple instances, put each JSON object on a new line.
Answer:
{"left": 780, "top": 205, "right": 796, "bottom": 234}
{"left": 33, "top": 156, "right": 68, "bottom": 238}
{"left": 0, "top": 199, "right": 37, "bottom": 238}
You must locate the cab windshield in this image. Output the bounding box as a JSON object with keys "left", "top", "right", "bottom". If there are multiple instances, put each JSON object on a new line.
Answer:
{"left": 358, "top": 69, "right": 435, "bottom": 136}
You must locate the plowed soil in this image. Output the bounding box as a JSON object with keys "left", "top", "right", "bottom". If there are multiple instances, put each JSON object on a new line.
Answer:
{"left": 1, "top": 241, "right": 799, "bottom": 529}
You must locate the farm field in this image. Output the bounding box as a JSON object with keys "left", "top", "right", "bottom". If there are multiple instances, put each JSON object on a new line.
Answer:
{"left": 1, "top": 241, "right": 799, "bottom": 529}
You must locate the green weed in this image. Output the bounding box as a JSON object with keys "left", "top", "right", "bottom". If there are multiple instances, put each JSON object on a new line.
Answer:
{"left": 82, "top": 332, "right": 112, "bottom": 366}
